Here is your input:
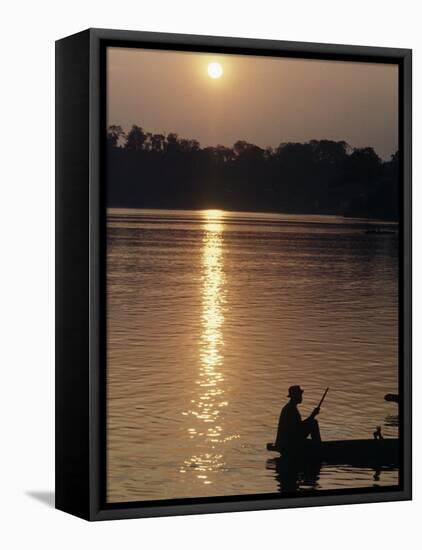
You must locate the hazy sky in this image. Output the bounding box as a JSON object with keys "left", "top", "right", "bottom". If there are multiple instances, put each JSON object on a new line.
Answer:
{"left": 107, "top": 47, "right": 398, "bottom": 160}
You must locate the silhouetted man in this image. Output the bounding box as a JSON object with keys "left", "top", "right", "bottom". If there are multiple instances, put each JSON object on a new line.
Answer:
{"left": 275, "top": 385, "right": 321, "bottom": 455}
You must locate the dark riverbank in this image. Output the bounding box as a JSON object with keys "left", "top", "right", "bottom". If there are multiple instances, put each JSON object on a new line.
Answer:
{"left": 107, "top": 125, "right": 399, "bottom": 221}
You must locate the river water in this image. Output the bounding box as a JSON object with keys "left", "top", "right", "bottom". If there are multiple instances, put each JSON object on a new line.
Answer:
{"left": 106, "top": 208, "right": 399, "bottom": 502}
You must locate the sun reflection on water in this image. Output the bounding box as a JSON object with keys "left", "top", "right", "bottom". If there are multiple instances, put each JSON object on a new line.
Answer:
{"left": 181, "top": 210, "right": 238, "bottom": 484}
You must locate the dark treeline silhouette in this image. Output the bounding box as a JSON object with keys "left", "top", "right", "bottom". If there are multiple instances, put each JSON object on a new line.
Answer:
{"left": 107, "top": 125, "right": 399, "bottom": 220}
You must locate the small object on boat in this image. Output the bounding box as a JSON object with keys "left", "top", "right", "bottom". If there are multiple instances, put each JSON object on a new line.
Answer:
{"left": 266, "top": 438, "right": 398, "bottom": 467}
{"left": 384, "top": 393, "right": 399, "bottom": 403}
{"left": 373, "top": 426, "right": 383, "bottom": 440}
{"left": 365, "top": 229, "right": 396, "bottom": 235}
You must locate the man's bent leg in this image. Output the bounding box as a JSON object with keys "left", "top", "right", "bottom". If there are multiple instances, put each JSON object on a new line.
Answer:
{"left": 309, "top": 419, "right": 321, "bottom": 444}
{"left": 302, "top": 418, "right": 321, "bottom": 444}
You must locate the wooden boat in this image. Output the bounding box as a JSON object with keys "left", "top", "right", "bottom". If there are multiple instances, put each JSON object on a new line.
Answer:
{"left": 267, "top": 439, "right": 398, "bottom": 467}
{"left": 365, "top": 229, "right": 396, "bottom": 235}
{"left": 384, "top": 393, "right": 399, "bottom": 403}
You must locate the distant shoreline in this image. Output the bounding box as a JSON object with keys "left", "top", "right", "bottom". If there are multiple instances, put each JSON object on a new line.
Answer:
{"left": 106, "top": 205, "right": 399, "bottom": 225}
{"left": 107, "top": 129, "right": 399, "bottom": 223}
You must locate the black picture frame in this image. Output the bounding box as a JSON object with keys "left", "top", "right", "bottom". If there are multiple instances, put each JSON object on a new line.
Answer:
{"left": 55, "top": 28, "right": 412, "bottom": 521}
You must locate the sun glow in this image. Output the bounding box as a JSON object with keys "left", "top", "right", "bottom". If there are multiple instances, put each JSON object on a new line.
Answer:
{"left": 202, "top": 209, "right": 224, "bottom": 232}
{"left": 207, "top": 62, "right": 223, "bottom": 79}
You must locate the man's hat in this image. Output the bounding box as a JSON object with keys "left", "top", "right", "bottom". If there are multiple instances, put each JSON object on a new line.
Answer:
{"left": 287, "top": 385, "right": 304, "bottom": 398}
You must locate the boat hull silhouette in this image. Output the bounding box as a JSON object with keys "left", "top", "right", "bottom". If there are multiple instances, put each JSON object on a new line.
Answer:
{"left": 267, "top": 439, "right": 399, "bottom": 467}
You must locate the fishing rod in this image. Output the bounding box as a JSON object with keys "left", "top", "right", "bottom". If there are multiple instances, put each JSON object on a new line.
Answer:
{"left": 318, "top": 387, "right": 329, "bottom": 409}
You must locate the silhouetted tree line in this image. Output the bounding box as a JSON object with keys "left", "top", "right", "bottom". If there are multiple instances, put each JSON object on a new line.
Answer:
{"left": 107, "top": 125, "right": 399, "bottom": 220}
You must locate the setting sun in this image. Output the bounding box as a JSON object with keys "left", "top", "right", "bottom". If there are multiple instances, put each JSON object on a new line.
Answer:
{"left": 207, "top": 62, "right": 223, "bottom": 79}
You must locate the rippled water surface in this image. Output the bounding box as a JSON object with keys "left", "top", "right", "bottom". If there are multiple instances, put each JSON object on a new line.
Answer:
{"left": 107, "top": 209, "right": 399, "bottom": 502}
